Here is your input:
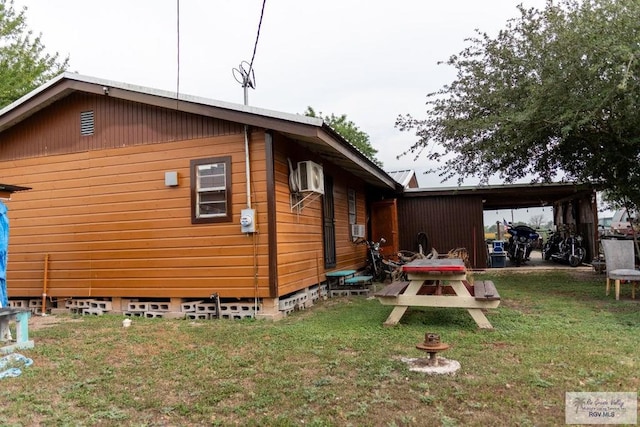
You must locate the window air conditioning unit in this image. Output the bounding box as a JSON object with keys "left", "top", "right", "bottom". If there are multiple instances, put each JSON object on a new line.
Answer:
{"left": 297, "top": 161, "right": 324, "bottom": 194}
{"left": 351, "top": 224, "right": 365, "bottom": 238}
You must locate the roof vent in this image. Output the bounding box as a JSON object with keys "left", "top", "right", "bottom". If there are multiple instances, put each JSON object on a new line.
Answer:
{"left": 80, "top": 110, "right": 94, "bottom": 136}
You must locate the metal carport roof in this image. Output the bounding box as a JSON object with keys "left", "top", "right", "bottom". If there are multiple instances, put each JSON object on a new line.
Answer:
{"left": 403, "top": 182, "right": 596, "bottom": 210}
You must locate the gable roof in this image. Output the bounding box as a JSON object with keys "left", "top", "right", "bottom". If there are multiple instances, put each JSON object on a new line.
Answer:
{"left": 0, "top": 72, "right": 398, "bottom": 191}
{"left": 386, "top": 169, "right": 418, "bottom": 188}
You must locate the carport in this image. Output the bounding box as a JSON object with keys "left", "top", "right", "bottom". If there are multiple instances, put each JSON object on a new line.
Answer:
{"left": 396, "top": 183, "right": 597, "bottom": 269}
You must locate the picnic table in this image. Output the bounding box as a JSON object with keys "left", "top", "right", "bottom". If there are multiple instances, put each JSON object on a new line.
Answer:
{"left": 374, "top": 258, "right": 500, "bottom": 329}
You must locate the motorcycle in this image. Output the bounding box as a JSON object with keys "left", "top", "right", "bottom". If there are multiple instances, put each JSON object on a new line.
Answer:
{"left": 542, "top": 230, "right": 563, "bottom": 261}
{"left": 360, "top": 237, "right": 390, "bottom": 282}
{"left": 359, "top": 237, "right": 410, "bottom": 282}
{"left": 542, "top": 226, "right": 585, "bottom": 267}
{"left": 504, "top": 222, "right": 539, "bottom": 266}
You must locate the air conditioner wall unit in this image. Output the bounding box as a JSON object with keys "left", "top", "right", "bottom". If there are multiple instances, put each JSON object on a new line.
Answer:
{"left": 297, "top": 161, "right": 324, "bottom": 194}
{"left": 351, "top": 224, "right": 365, "bottom": 238}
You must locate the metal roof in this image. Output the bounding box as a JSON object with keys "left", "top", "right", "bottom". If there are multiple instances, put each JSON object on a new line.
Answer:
{"left": 0, "top": 72, "right": 323, "bottom": 128}
{"left": 386, "top": 169, "right": 416, "bottom": 188}
{"left": 0, "top": 73, "right": 398, "bottom": 191}
{"left": 403, "top": 182, "right": 596, "bottom": 210}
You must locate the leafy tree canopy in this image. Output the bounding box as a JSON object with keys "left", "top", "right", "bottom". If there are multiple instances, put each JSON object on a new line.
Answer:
{"left": 0, "top": 0, "right": 68, "bottom": 108}
{"left": 396, "top": 0, "right": 640, "bottom": 209}
{"left": 305, "top": 106, "right": 382, "bottom": 166}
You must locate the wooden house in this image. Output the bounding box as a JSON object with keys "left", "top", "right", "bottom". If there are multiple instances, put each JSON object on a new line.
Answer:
{"left": 0, "top": 73, "right": 400, "bottom": 318}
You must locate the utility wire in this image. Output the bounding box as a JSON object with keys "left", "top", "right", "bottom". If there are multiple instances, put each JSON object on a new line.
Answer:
{"left": 247, "top": 0, "right": 267, "bottom": 79}
{"left": 176, "top": 0, "right": 181, "bottom": 109}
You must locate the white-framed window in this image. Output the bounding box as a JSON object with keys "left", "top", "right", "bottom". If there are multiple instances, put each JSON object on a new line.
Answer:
{"left": 348, "top": 188, "right": 357, "bottom": 226}
{"left": 190, "top": 157, "right": 232, "bottom": 224}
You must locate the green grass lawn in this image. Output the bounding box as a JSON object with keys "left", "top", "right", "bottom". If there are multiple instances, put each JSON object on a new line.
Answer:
{"left": 1, "top": 271, "right": 638, "bottom": 426}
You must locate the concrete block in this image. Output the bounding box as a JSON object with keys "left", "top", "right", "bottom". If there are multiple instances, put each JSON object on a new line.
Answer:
{"left": 90, "top": 300, "right": 112, "bottom": 311}
{"left": 181, "top": 300, "right": 202, "bottom": 312}
{"left": 307, "top": 286, "right": 321, "bottom": 303}
{"left": 220, "top": 312, "right": 254, "bottom": 320}
{"left": 219, "top": 301, "right": 258, "bottom": 320}
{"left": 195, "top": 303, "right": 218, "bottom": 314}
{"left": 187, "top": 313, "right": 210, "bottom": 320}
{"left": 124, "top": 311, "right": 145, "bottom": 317}
{"left": 319, "top": 284, "right": 328, "bottom": 299}
{"left": 9, "top": 300, "right": 29, "bottom": 309}
{"left": 330, "top": 288, "right": 370, "bottom": 298}
{"left": 281, "top": 307, "right": 295, "bottom": 316}
{"left": 67, "top": 299, "right": 92, "bottom": 309}
{"left": 278, "top": 294, "right": 300, "bottom": 311}
{"left": 127, "top": 302, "right": 149, "bottom": 312}
{"left": 82, "top": 308, "right": 104, "bottom": 316}
{"left": 144, "top": 311, "right": 165, "bottom": 318}
{"left": 149, "top": 302, "right": 170, "bottom": 312}
{"left": 28, "top": 299, "right": 42, "bottom": 308}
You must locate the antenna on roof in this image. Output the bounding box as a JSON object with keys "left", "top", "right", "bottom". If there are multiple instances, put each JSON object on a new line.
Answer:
{"left": 232, "top": 0, "right": 266, "bottom": 106}
{"left": 232, "top": 61, "right": 256, "bottom": 106}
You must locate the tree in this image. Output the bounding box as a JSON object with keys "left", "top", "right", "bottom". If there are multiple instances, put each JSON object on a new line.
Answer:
{"left": 0, "top": 0, "right": 68, "bottom": 108}
{"left": 529, "top": 214, "right": 545, "bottom": 229}
{"left": 305, "top": 106, "right": 382, "bottom": 166}
{"left": 396, "top": 0, "right": 640, "bottom": 209}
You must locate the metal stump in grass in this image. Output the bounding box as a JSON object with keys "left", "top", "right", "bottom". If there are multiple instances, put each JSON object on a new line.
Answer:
{"left": 401, "top": 332, "right": 461, "bottom": 375}
{"left": 416, "top": 333, "right": 450, "bottom": 367}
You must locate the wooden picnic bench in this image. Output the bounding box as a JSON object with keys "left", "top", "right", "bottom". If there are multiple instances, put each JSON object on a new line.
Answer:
{"left": 326, "top": 270, "right": 374, "bottom": 297}
{"left": 472, "top": 280, "right": 500, "bottom": 301}
{"left": 325, "top": 270, "right": 357, "bottom": 288}
{"left": 344, "top": 275, "right": 373, "bottom": 286}
{"left": 374, "top": 259, "right": 501, "bottom": 329}
{"left": 374, "top": 281, "right": 410, "bottom": 298}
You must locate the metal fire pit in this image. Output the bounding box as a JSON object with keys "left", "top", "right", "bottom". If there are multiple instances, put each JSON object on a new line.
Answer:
{"left": 416, "top": 332, "right": 449, "bottom": 366}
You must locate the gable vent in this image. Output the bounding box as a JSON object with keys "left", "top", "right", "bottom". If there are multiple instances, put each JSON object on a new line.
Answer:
{"left": 80, "top": 110, "right": 95, "bottom": 136}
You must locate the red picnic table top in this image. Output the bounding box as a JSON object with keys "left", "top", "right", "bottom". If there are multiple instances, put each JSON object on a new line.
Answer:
{"left": 401, "top": 258, "right": 466, "bottom": 274}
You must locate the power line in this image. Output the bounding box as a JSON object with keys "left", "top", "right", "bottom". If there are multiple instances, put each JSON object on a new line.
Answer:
{"left": 232, "top": 0, "right": 267, "bottom": 105}
{"left": 176, "top": 0, "right": 181, "bottom": 109}
{"left": 248, "top": 0, "right": 267, "bottom": 77}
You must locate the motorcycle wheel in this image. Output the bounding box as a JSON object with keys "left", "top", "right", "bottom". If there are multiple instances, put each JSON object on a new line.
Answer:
{"left": 373, "top": 265, "right": 387, "bottom": 283}
{"left": 569, "top": 248, "right": 585, "bottom": 267}
{"left": 514, "top": 252, "right": 522, "bottom": 267}
{"left": 542, "top": 245, "right": 552, "bottom": 260}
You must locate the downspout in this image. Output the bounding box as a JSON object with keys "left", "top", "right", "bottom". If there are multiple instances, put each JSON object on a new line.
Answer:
{"left": 41, "top": 254, "right": 49, "bottom": 316}
{"left": 243, "top": 110, "right": 257, "bottom": 315}
{"left": 244, "top": 125, "right": 252, "bottom": 209}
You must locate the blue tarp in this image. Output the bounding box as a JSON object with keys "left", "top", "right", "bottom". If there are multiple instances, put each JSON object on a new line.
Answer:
{"left": 0, "top": 353, "right": 33, "bottom": 379}
{"left": 0, "top": 201, "right": 8, "bottom": 308}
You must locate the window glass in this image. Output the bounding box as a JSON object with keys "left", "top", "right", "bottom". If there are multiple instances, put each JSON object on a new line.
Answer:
{"left": 198, "top": 164, "right": 226, "bottom": 190}
{"left": 348, "top": 189, "right": 357, "bottom": 225}
{"left": 191, "top": 157, "right": 231, "bottom": 223}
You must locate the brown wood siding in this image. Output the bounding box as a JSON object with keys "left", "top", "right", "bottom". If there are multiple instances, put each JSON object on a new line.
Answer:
{"left": 272, "top": 135, "right": 368, "bottom": 297}
{"left": 397, "top": 196, "right": 487, "bottom": 269}
{"left": 0, "top": 93, "right": 243, "bottom": 161}
{"left": 2, "top": 131, "right": 271, "bottom": 299}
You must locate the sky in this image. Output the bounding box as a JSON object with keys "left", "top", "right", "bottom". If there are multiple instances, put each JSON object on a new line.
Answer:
{"left": 13, "top": 0, "right": 555, "bottom": 223}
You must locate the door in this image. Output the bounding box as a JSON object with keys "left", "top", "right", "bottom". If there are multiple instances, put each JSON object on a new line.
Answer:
{"left": 322, "top": 175, "right": 336, "bottom": 268}
{"left": 371, "top": 199, "right": 399, "bottom": 259}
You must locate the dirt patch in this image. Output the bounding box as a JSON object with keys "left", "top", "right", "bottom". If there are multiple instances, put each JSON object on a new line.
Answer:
{"left": 27, "top": 314, "right": 84, "bottom": 331}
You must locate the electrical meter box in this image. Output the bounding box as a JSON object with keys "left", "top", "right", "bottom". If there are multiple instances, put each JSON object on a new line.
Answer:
{"left": 240, "top": 208, "right": 256, "bottom": 233}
